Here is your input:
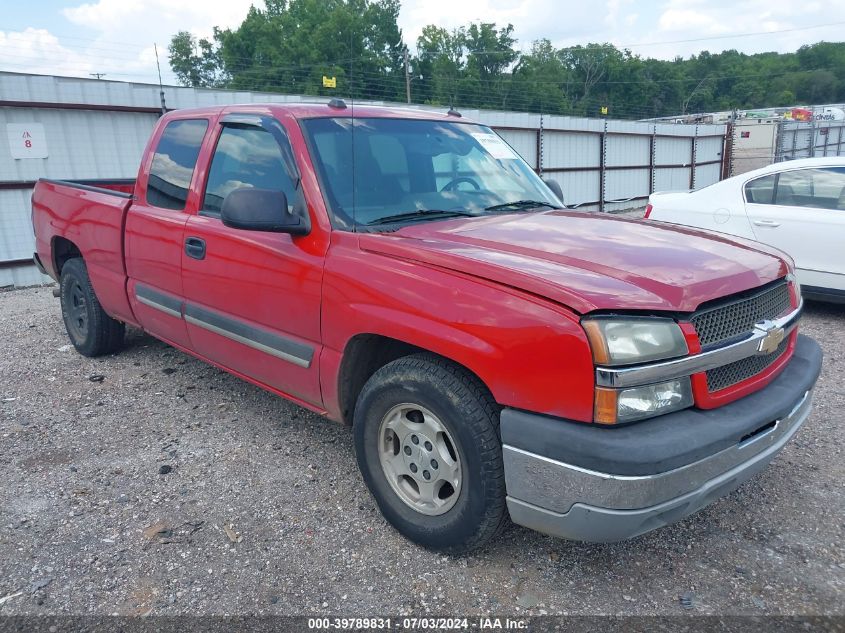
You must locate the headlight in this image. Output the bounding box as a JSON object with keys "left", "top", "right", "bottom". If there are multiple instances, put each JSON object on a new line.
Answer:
{"left": 582, "top": 317, "right": 689, "bottom": 366}
{"left": 595, "top": 378, "right": 693, "bottom": 424}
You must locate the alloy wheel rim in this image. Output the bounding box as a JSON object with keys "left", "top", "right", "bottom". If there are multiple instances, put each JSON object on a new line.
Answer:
{"left": 377, "top": 403, "right": 462, "bottom": 516}
{"left": 68, "top": 281, "right": 89, "bottom": 339}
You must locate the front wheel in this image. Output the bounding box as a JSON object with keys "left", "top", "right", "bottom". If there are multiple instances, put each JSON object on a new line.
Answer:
{"left": 353, "top": 354, "right": 507, "bottom": 553}
{"left": 59, "top": 258, "right": 125, "bottom": 357}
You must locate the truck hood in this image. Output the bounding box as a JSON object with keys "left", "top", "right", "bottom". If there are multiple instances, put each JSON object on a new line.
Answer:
{"left": 358, "top": 211, "right": 788, "bottom": 314}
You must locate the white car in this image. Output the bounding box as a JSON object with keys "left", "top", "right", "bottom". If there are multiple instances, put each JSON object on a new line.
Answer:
{"left": 646, "top": 157, "right": 845, "bottom": 302}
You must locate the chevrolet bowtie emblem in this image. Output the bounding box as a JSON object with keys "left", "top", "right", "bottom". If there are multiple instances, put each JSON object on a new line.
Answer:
{"left": 755, "top": 320, "right": 786, "bottom": 355}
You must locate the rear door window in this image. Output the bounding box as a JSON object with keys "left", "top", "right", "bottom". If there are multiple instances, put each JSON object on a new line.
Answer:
{"left": 146, "top": 119, "right": 208, "bottom": 210}
{"left": 771, "top": 168, "right": 845, "bottom": 209}
{"left": 775, "top": 170, "right": 813, "bottom": 206}
{"left": 806, "top": 168, "right": 845, "bottom": 210}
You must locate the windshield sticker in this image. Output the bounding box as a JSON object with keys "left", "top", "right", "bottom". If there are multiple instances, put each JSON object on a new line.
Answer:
{"left": 471, "top": 132, "right": 518, "bottom": 160}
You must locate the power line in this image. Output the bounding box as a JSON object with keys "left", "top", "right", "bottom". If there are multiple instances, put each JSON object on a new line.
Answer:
{"left": 616, "top": 20, "right": 845, "bottom": 49}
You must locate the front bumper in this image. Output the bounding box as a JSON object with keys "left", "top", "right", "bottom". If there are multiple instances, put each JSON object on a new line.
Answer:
{"left": 501, "top": 334, "right": 823, "bottom": 542}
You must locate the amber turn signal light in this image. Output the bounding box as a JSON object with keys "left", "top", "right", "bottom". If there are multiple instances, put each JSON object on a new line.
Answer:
{"left": 582, "top": 320, "right": 611, "bottom": 365}
{"left": 594, "top": 387, "right": 619, "bottom": 425}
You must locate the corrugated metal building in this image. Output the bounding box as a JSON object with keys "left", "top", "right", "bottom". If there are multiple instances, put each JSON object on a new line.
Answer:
{"left": 0, "top": 71, "right": 727, "bottom": 287}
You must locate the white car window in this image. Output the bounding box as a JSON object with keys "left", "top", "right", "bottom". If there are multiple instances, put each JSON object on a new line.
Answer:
{"left": 810, "top": 168, "right": 845, "bottom": 208}
{"left": 775, "top": 170, "right": 812, "bottom": 206}
{"left": 745, "top": 174, "right": 775, "bottom": 204}
{"left": 775, "top": 168, "right": 845, "bottom": 210}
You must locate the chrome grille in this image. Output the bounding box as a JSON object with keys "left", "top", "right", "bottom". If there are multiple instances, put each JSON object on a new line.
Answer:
{"left": 705, "top": 338, "right": 789, "bottom": 392}
{"left": 691, "top": 281, "right": 791, "bottom": 349}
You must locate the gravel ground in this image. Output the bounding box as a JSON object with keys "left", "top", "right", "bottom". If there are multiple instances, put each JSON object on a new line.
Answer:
{"left": 0, "top": 285, "right": 843, "bottom": 617}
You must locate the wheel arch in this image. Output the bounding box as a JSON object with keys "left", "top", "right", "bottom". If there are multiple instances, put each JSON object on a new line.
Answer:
{"left": 51, "top": 236, "right": 82, "bottom": 275}
{"left": 337, "top": 333, "right": 494, "bottom": 427}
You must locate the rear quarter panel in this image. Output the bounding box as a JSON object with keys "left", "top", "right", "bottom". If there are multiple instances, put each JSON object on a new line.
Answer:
{"left": 32, "top": 180, "right": 136, "bottom": 325}
{"left": 649, "top": 184, "right": 756, "bottom": 240}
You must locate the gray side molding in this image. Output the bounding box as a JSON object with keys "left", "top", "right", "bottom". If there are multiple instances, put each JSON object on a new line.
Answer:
{"left": 135, "top": 284, "right": 183, "bottom": 319}
{"left": 184, "top": 303, "right": 314, "bottom": 368}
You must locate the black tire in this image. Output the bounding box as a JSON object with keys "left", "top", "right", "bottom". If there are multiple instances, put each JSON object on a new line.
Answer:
{"left": 59, "top": 258, "right": 125, "bottom": 357}
{"left": 353, "top": 353, "right": 507, "bottom": 553}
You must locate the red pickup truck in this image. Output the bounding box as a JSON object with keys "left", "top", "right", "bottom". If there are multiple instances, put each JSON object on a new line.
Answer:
{"left": 32, "top": 102, "right": 822, "bottom": 553}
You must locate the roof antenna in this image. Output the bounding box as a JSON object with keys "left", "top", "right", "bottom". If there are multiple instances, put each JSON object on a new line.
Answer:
{"left": 154, "top": 43, "right": 167, "bottom": 116}
{"left": 349, "top": 27, "right": 357, "bottom": 232}
{"left": 447, "top": 99, "right": 461, "bottom": 118}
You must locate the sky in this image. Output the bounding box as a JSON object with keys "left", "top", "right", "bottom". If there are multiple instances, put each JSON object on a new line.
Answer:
{"left": 1, "top": 0, "right": 844, "bottom": 86}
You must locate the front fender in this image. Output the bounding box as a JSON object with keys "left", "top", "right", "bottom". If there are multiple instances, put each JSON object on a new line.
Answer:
{"left": 321, "top": 234, "right": 596, "bottom": 423}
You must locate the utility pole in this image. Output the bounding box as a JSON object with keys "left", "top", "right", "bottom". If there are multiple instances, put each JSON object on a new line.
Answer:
{"left": 89, "top": 72, "right": 106, "bottom": 80}
{"left": 404, "top": 49, "right": 411, "bottom": 104}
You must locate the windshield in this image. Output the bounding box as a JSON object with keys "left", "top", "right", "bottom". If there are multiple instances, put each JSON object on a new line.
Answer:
{"left": 301, "top": 117, "right": 561, "bottom": 229}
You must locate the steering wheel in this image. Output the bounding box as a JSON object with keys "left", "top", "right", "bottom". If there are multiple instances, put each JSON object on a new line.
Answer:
{"left": 440, "top": 177, "right": 481, "bottom": 192}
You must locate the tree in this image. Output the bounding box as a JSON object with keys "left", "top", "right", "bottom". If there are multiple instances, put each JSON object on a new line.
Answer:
{"left": 168, "top": 0, "right": 405, "bottom": 98}
{"left": 210, "top": 0, "right": 406, "bottom": 99}
{"left": 462, "top": 23, "right": 518, "bottom": 108}
{"left": 168, "top": 31, "right": 225, "bottom": 88}
{"left": 558, "top": 44, "right": 626, "bottom": 115}
{"left": 510, "top": 39, "right": 571, "bottom": 114}
{"left": 415, "top": 25, "right": 465, "bottom": 106}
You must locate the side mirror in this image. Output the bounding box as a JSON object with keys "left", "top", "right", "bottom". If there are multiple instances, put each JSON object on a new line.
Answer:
{"left": 543, "top": 178, "right": 564, "bottom": 205}
{"left": 221, "top": 188, "right": 309, "bottom": 235}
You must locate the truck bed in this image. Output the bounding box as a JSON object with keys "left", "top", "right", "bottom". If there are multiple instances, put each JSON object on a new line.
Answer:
{"left": 32, "top": 178, "right": 137, "bottom": 325}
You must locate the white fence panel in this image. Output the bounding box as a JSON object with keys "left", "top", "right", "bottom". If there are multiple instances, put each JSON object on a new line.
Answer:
{"left": 0, "top": 189, "right": 50, "bottom": 287}
{"left": 696, "top": 135, "right": 724, "bottom": 162}
{"left": 544, "top": 131, "right": 599, "bottom": 169}
{"left": 557, "top": 171, "right": 600, "bottom": 208}
{"left": 604, "top": 135, "right": 649, "bottom": 167}
{"left": 694, "top": 163, "right": 722, "bottom": 189}
{"left": 1, "top": 189, "right": 38, "bottom": 261}
{"left": 605, "top": 168, "right": 650, "bottom": 202}
{"left": 654, "top": 136, "right": 691, "bottom": 166}
{"left": 496, "top": 129, "right": 536, "bottom": 168}
{"left": 654, "top": 167, "right": 691, "bottom": 192}
{"left": 0, "top": 107, "right": 152, "bottom": 182}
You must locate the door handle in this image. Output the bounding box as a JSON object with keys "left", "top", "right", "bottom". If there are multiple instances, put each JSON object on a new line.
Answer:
{"left": 185, "top": 237, "right": 206, "bottom": 260}
{"left": 752, "top": 219, "right": 781, "bottom": 227}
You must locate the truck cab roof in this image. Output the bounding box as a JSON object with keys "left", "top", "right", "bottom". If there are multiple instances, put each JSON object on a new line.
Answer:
{"left": 162, "top": 102, "right": 472, "bottom": 123}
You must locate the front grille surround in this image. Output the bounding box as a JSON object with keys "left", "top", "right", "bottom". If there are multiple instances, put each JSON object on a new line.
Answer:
{"left": 691, "top": 279, "right": 793, "bottom": 392}
{"left": 691, "top": 281, "right": 791, "bottom": 350}
{"left": 705, "top": 338, "right": 790, "bottom": 392}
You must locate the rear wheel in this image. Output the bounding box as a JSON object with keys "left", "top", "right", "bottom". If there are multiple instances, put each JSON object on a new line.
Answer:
{"left": 59, "top": 258, "right": 125, "bottom": 357}
{"left": 354, "top": 353, "right": 507, "bottom": 553}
